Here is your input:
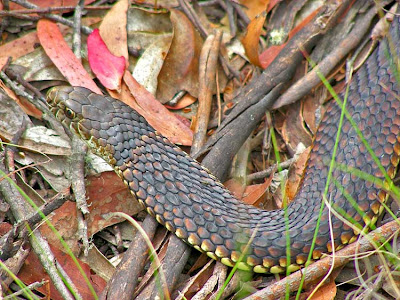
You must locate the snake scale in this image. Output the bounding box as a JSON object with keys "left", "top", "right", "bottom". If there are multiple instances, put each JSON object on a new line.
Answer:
{"left": 46, "top": 16, "right": 400, "bottom": 274}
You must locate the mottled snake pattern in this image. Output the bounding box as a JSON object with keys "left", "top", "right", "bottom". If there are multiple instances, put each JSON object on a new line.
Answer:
{"left": 46, "top": 17, "right": 400, "bottom": 273}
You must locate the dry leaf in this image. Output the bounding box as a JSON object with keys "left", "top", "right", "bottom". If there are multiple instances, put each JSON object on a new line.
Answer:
{"left": 285, "top": 147, "right": 310, "bottom": 201}
{"left": 99, "top": 0, "right": 129, "bottom": 62}
{"left": 308, "top": 280, "right": 337, "bottom": 300}
{"left": 0, "top": 80, "right": 42, "bottom": 118}
{"left": 242, "top": 11, "right": 267, "bottom": 67}
{"left": 156, "top": 9, "right": 202, "bottom": 103}
{"left": 39, "top": 172, "right": 142, "bottom": 254}
{"left": 224, "top": 178, "right": 246, "bottom": 199}
{"left": 242, "top": 173, "right": 274, "bottom": 206}
{"left": 165, "top": 94, "right": 197, "bottom": 110}
{"left": 85, "top": 171, "right": 143, "bottom": 236}
{"left": 281, "top": 101, "right": 313, "bottom": 152}
{"left": 37, "top": 19, "right": 102, "bottom": 94}
{"left": 239, "top": 0, "right": 273, "bottom": 19}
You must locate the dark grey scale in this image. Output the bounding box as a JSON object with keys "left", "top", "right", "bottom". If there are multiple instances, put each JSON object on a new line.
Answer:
{"left": 162, "top": 201, "right": 174, "bottom": 212}
{"left": 122, "top": 137, "right": 131, "bottom": 150}
{"left": 88, "top": 120, "right": 101, "bottom": 131}
{"left": 70, "top": 86, "right": 92, "bottom": 98}
{"left": 143, "top": 172, "right": 155, "bottom": 185}
{"left": 152, "top": 171, "right": 164, "bottom": 183}
{"left": 160, "top": 159, "right": 172, "bottom": 171}
{"left": 120, "top": 148, "right": 130, "bottom": 160}
{"left": 99, "top": 129, "right": 110, "bottom": 140}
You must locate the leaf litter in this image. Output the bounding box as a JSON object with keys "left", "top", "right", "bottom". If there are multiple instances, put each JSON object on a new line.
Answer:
{"left": 0, "top": 1, "right": 398, "bottom": 299}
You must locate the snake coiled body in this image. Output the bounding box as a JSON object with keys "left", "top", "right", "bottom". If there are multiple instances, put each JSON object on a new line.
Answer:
{"left": 47, "top": 17, "right": 400, "bottom": 273}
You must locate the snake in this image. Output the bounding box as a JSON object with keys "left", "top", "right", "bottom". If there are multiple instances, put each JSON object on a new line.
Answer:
{"left": 45, "top": 17, "right": 400, "bottom": 274}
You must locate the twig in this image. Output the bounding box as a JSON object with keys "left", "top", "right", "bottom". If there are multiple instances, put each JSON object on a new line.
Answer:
{"left": 149, "top": 235, "right": 191, "bottom": 299}
{"left": 230, "top": 1, "right": 250, "bottom": 26}
{"left": 247, "top": 157, "right": 297, "bottom": 182}
{"left": 3, "top": 68, "right": 45, "bottom": 102}
{"left": 0, "top": 10, "right": 41, "bottom": 20}
{"left": 0, "top": 0, "right": 11, "bottom": 37}
{"left": 101, "top": 215, "right": 158, "bottom": 300}
{"left": 8, "top": 5, "right": 111, "bottom": 14}
{"left": 178, "top": 0, "right": 208, "bottom": 37}
{"left": 0, "top": 246, "right": 30, "bottom": 288}
{"left": 178, "top": 0, "right": 239, "bottom": 79}
{"left": 3, "top": 280, "right": 46, "bottom": 300}
{"left": 272, "top": 4, "right": 380, "bottom": 109}
{"left": 20, "top": 194, "right": 69, "bottom": 232}
{"left": 5, "top": 117, "right": 27, "bottom": 181}
{"left": 0, "top": 154, "right": 79, "bottom": 300}
{"left": 224, "top": 0, "right": 237, "bottom": 37}
{"left": 191, "top": 31, "right": 222, "bottom": 155}
{"left": 176, "top": 260, "right": 215, "bottom": 300}
{"left": 197, "top": 2, "right": 347, "bottom": 180}
{"left": 72, "top": 0, "right": 84, "bottom": 58}
{"left": 67, "top": 0, "right": 90, "bottom": 256}
{"left": 10, "top": 0, "right": 92, "bottom": 35}
{"left": 191, "top": 262, "right": 222, "bottom": 300}
{"left": 209, "top": 269, "right": 241, "bottom": 300}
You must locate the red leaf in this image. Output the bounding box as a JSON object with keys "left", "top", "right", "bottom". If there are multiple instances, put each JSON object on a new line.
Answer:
{"left": 19, "top": 245, "right": 105, "bottom": 300}
{"left": 87, "top": 29, "right": 126, "bottom": 91}
{"left": 37, "top": 19, "right": 102, "bottom": 94}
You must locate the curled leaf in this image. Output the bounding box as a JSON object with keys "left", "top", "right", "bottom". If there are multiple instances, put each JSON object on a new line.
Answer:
{"left": 242, "top": 11, "right": 267, "bottom": 68}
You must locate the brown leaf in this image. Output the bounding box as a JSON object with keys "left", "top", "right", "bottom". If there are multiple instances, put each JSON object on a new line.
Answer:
{"left": 302, "top": 94, "right": 323, "bottom": 135}
{"left": 242, "top": 173, "right": 274, "bottom": 206}
{"left": 281, "top": 101, "right": 313, "bottom": 152}
{"left": 156, "top": 9, "right": 203, "bottom": 103}
{"left": 184, "top": 261, "right": 215, "bottom": 297}
{"left": 98, "top": 0, "right": 129, "bottom": 62}
{"left": 285, "top": 147, "right": 310, "bottom": 201}
{"left": 0, "top": 81, "right": 42, "bottom": 119}
{"left": 224, "top": 173, "right": 274, "bottom": 206}
{"left": 85, "top": 171, "right": 143, "bottom": 236}
{"left": 239, "top": 0, "right": 270, "bottom": 19}
{"left": 165, "top": 94, "right": 197, "bottom": 110}
{"left": 39, "top": 172, "right": 142, "bottom": 254}
{"left": 0, "top": 17, "right": 100, "bottom": 72}
{"left": 242, "top": 11, "right": 267, "bottom": 67}
{"left": 224, "top": 178, "right": 246, "bottom": 199}
{"left": 307, "top": 280, "right": 337, "bottom": 300}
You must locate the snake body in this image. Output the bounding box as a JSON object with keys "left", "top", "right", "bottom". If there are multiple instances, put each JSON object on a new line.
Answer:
{"left": 46, "top": 17, "right": 400, "bottom": 273}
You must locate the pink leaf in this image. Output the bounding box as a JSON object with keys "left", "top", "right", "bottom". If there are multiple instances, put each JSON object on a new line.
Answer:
{"left": 87, "top": 29, "right": 126, "bottom": 90}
